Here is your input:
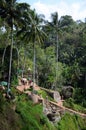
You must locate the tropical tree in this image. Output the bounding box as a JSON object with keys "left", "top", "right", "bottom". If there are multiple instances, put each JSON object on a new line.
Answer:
{"left": 51, "top": 12, "right": 58, "bottom": 83}
{"left": 0, "top": 0, "right": 30, "bottom": 95}
{"left": 18, "top": 9, "right": 47, "bottom": 85}
{"left": 59, "top": 15, "right": 74, "bottom": 28}
{"left": 46, "top": 12, "right": 59, "bottom": 89}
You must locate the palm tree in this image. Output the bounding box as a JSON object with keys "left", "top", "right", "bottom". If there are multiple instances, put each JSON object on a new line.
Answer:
{"left": 0, "top": 0, "right": 30, "bottom": 95}
{"left": 19, "top": 9, "right": 47, "bottom": 86}
{"left": 49, "top": 12, "right": 59, "bottom": 89}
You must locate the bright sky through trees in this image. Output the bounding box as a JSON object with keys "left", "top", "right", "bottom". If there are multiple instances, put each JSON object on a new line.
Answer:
{"left": 19, "top": 0, "right": 86, "bottom": 21}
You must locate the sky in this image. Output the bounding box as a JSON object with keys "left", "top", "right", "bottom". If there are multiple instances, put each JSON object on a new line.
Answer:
{"left": 18, "top": 0, "right": 86, "bottom": 21}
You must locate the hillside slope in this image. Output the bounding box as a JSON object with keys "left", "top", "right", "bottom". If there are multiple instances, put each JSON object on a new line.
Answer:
{"left": 0, "top": 90, "right": 86, "bottom": 130}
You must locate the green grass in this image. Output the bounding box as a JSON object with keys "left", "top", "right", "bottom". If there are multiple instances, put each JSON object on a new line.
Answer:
{"left": 0, "top": 89, "right": 86, "bottom": 130}
{"left": 38, "top": 89, "right": 54, "bottom": 101}
{"left": 38, "top": 90, "right": 48, "bottom": 98}
{"left": 15, "top": 93, "right": 57, "bottom": 130}
{"left": 57, "top": 113, "right": 86, "bottom": 130}
{"left": 63, "top": 98, "right": 86, "bottom": 113}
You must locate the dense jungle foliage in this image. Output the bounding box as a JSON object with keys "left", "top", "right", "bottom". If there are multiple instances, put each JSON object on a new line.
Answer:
{"left": 0, "top": 0, "right": 86, "bottom": 130}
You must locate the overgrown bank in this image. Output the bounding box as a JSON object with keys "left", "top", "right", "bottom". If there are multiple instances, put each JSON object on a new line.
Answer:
{"left": 0, "top": 91, "right": 86, "bottom": 130}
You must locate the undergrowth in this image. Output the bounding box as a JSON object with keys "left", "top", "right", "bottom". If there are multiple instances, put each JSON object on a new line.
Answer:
{"left": 57, "top": 113, "right": 86, "bottom": 130}
{"left": 16, "top": 93, "right": 57, "bottom": 130}
{"left": 0, "top": 89, "right": 86, "bottom": 130}
{"left": 63, "top": 98, "right": 86, "bottom": 113}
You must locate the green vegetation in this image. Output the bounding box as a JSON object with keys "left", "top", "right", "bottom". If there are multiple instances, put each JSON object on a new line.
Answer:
{"left": 0, "top": 92, "right": 86, "bottom": 130}
{"left": 0, "top": 0, "right": 86, "bottom": 130}
{"left": 0, "top": 93, "right": 22, "bottom": 130}
{"left": 38, "top": 89, "right": 54, "bottom": 101}
{"left": 58, "top": 113, "right": 86, "bottom": 130}
{"left": 16, "top": 94, "right": 57, "bottom": 130}
{"left": 38, "top": 90, "right": 48, "bottom": 98}
{"left": 63, "top": 98, "right": 86, "bottom": 113}
{"left": 0, "top": 92, "right": 57, "bottom": 130}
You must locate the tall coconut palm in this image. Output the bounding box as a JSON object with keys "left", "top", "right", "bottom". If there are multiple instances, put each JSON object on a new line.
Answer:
{"left": 0, "top": 0, "right": 30, "bottom": 95}
{"left": 19, "top": 9, "right": 47, "bottom": 86}
{"left": 50, "top": 12, "right": 59, "bottom": 89}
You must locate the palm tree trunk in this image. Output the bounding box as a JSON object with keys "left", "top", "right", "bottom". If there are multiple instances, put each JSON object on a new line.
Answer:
{"left": 2, "top": 31, "right": 10, "bottom": 65}
{"left": 84, "top": 73, "right": 86, "bottom": 88}
{"left": 2, "top": 45, "right": 7, "bottom": 65}
{"left": 7, "top": 26, "right": 13, "bottom": 95}
{"left": 55, "top": 34, "right": 58, "bottom": 89}
{"left": 36, "top": 66, "right": 38, "bottom": 85}
{"left": 15, "top": 47, "right": 19, "bottom": 77}
{"left": 22, "top": 50, "right": 26, "bottom": 78}
{"left": 33, "top": 43, "right": 36, "bottom": 87}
